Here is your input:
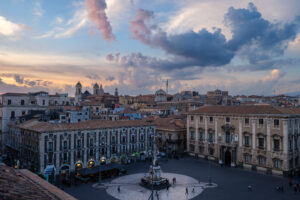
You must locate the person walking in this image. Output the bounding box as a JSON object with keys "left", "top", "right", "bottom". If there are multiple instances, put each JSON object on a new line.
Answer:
{"left": 248, "top": 185, "right": 252, "bottom": 191}
{"left": 185, "top": 187, "right": 189, "bottom": 195}
{"left": 118, "top": 185, "right": 120, "bottom": 193}
{"left": 294, "top": 184, "right": 298, "bottom": 194}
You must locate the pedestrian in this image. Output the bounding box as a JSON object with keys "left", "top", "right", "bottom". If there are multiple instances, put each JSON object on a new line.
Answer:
{"left": 294, "top": 184, "right": 297, "bottom": 194}
{"left": 248, "top": 185, "right": 252, "bottom": 191}
{"left": 156, "top": 191, "right": 159, "bottom": 198}
{"left": 185, "top": 187, "right": 189, "bottom": 195}
{"left": 289, "top": 178, "right": 293, "bottom": 187}
{"left": 118, "top": 185, "right": 120, "bottom": 193}
{"left": 192, "top": 187, "right": 195, "bottom": 193}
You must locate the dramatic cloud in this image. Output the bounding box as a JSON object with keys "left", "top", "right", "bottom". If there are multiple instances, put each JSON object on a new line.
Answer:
{"left": 129, "top": 4, "right": 300, "bottom": 70}
{"left": 225, "top": 3, "right": 300, "bottom": 64}
{"left": 86, "top": 0, "right": 115, "bottom": 41}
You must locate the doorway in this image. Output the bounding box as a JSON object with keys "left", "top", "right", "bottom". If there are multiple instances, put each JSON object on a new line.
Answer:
{"left": 225, "top": 150, "right": 231, "bottom": 165}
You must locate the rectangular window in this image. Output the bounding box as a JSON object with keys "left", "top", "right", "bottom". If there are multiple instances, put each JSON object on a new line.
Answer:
{"left": 244, "top": 136, "right": 250, "bottom": 147}
{"left": 77, "top": 140, "right": 81, "bottom": 148}
{"left": 8, "top": 99, "right": 11, "bottom": 105}
{"left": 208, "top": 133, "right": 214, "bottom": 143}
{"left": 274, "top": 119, "right": 279, "bottom": 128}
{"left": 258, "top": 156, "right": 265, "bottom": 166}
{"left": 63, "top": 141, "right": 67, "bottom": 150}
{"left": 209, "top": 117, "right": 213, "bottom": 123}
{"left": 273, "top": 139, "right": 280, "bottom": 151}
{"left": 190, "top": 131, "right": 194, "bottom": 140}
{"left": 273, "top": 160, "right": 281, "bottom": 168}
{"left": 21, "top": 100, "right": 25, "bottom": 105}
{"left": 258, "top": 138, "right": 264, "bottom": 149}
{"left": 190, "top": 116, "right": 194, "bottom": 121}
{"left": 245, "top": 118, "right": 249, "bottom": 125}
{"left": 259, "top": 119, "right": 264, "bottom": 125}
{"left": 48, "top": 142, "right": 53, "bottom": 152}
{"left": 42, "top": 100, "right": 45, "bottom": 105}
{"left": 199, "top": 131, "right": 204, "bottom": 141}
{"left": 199, "top": 146, "right": 204, "bottom": 153}
{"left": 200, "top": 116, "right": 203, "bottom": 122}
{"left": 245, "top": 155, "right": 251, "bottom": 163}
{"left": 226, "top": 117, "right": 230, "bottom": 123}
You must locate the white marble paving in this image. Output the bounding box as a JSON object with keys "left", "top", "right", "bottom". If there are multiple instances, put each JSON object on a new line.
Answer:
{"left": 100, "top": 172, "right": 217, "bottom": 200}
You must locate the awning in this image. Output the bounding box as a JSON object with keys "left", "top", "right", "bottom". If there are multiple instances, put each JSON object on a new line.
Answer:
{"left": 77, "top": 163, "right": 125, "bottom": 176}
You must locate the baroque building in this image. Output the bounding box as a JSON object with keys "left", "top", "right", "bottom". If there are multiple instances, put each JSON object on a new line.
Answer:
{"left": 187, "top": 105, "right": 300, "bottom": 176}
{"left": 0, "top": 92, "right": 70, "bottom": 151}
{"left": 6, "top": 119, "right": 155, "bottom": 174}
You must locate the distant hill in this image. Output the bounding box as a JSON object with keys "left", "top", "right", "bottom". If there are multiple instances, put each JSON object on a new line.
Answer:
{"left": 284, "top": 91, "right": 300, "bottom": 97}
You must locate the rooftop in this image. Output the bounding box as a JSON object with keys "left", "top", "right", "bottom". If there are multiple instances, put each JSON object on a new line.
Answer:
{"left": 189, "top": 105, "right": 300, "bottom": 116}
{"left": 16, "top": 119, "right": 154, "bottom": 132}
{"left": 0, "top": 164, "right": 77, "bottom": 200}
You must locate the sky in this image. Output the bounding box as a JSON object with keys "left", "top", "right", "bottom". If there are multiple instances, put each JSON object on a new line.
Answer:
{"left": 0, "top": 0, "right": 300, "bottom": 97}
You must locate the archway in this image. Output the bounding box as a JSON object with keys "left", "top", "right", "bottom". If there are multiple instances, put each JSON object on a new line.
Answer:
{"left": 225, "top": 150, "right": 231, "bottom": 165}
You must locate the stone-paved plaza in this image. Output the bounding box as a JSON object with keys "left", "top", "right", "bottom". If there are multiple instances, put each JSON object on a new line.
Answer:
{"left": 63, "top": 157, "right": 300, "bottom": 200}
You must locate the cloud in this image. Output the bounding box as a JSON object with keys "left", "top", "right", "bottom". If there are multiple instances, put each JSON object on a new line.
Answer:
{"left": 86, "top": 74, "right": 101, "bottom": 80}
{"left": 35, "top": 3, "right": 88, "bottom": 39}
{"left": 86, "top": 0, "right": 115, "bottom": 41}
{"left": 14, "top": 74, "right": 24, "bottom": 84}
{"left": 33, "top": 1, "right": 44, "bottom": 17}
{"left": 106, "top": 76, "right": 115, "bottom": 81}
{"left": 0, "top": 16, "right": 29, "bottom": 38}
{"left": 129, "top": 4, "right": 300, "bottom": 70}
{"left": 263, "top": 69, "right": 286, "bottom": 81}
{"left": 225, "top": 2, "right": 300, "bottom": 64}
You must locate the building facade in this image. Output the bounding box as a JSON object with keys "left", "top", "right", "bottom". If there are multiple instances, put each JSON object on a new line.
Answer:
{"left": 0, "top": 92, "right": 70, "bottom": 150}
{"left": 6, "top": 119, "right": 155, "bottom": 174}
{"left": 155, "top": 117, "right": 186, "bottom": 155}
{"left": 187, "top": 105, "right": 300, "bottom": 176}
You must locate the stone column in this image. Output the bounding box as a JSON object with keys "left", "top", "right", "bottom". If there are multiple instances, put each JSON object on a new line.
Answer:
{"left": 56, "top": 133, "right": 60, "bottom": 171}
{"left": 195, "top": 115, "right": 199, "bottom": 154}
{"left": 107, "top": 130, "right": 111, "bottom": 159}
{"left": 70, "top": 132, "right": 74, "bottom": 171}
{"left": 283, "top": 119, "right": 289, "bottom": 171}
{"left": 117, "top": 129, "right": 120, "bottom": 154}
{"left": 215, "top": 118, "right": 218, "bottom": 145}
{"left": 267, "top": 119, "right": 271, "bottom": 151}
{"left": 204, "top": 116, "right": 208, "bottom": 154}
{"left": 251, "top": 118, "right": 256, "bottom": 165}
{"left": 252, "top": 119, "right": 256, "bottom": 149}
{"left": 39, "top": 134, "right": 45, "bottom": 173}
{"left": 187, "top": 116, "right": 190, "bottom": 152}
{"left": 83, "top": 131, "right": 87, "bottom": 167}
{"left": 266, "top": 119, "right": 271, "bottom": 168}
{"left": 137, "top": 129, "right": 140, "bottom": 152}
{"left": 96, "top": 131, "right": 99, "bottom": 164}
{"left": 145, "top": 129, "right": 148, "bottom": 152}
{"left": 127, "top": 129, "right": 130, "bottom": 154}
{"left": 239, "top": 118, "right": 242, "bottom": 147}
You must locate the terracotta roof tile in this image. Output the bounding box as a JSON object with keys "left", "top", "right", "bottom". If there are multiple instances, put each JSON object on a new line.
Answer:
{"left": 0, "top": 165, "right": 77, "bottom": 200}
{"left": 17, "top": 119, "right": 154, "bottom": 132}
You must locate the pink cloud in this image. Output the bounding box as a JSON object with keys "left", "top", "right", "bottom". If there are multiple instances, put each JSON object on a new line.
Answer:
{"left": 86, "top": 0, "right": 115, "bottom": 42}
{"left": 129, "top": 9, "right": 154, "bottom": 45}
{"left": 18, "top": 24, "right": 31, "bottom": 31}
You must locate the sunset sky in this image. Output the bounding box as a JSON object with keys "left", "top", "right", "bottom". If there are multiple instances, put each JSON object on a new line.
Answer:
{"left": 0, "top": 0, "right": 300, "bottom": 96}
